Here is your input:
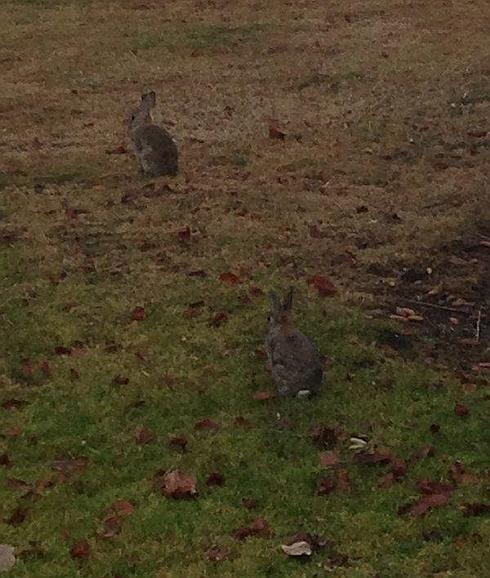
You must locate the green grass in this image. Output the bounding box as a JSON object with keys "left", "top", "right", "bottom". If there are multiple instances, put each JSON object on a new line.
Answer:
{"left": 1, "top": 241, "right": 488, "bottom": 577}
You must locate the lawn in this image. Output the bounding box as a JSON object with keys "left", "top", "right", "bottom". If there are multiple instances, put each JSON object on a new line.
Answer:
{"left": 0, "top": 1, "right": 489, "bottom": 577}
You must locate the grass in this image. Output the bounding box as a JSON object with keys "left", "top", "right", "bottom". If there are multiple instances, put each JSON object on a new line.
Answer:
{"left": 0, "top": 0, "right": 489, "bottom": 576}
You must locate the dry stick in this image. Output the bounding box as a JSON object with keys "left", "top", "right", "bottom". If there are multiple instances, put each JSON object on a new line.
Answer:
{"left": 475, "top": 308, "right": 483, "bottom": 342}
{"left": 400, "top": 299, "right": 471, "bottom": 315}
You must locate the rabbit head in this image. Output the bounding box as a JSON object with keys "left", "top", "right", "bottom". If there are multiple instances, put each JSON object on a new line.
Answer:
{"left": 129, "top": 91, "right": 156, "bottom": 132}
{"left": 268, "top": 287, "right": 294, "bottom": 330}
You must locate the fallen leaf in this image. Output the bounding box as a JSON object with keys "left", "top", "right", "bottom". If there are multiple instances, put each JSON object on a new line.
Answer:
{"left": 158, "top": 470, "right": 198, "bottom": 499}
{"left": 183, "top": 306, "right": 202, "bottom": 319}
{"left": 207, "top": 545, "right": 228, "bottom": 562}
{"left": 54, "top": 346, "right": 71, "bottom": 356}
{"left": 390, "top": 458, "right": 407, "bottom": 480}
{"left": 21, "top": 359, "right": 34, "bottom": 377}
{"left": 281, "top": 541, "right": 312, "bottom": 557}
{"left": 105, "top": 145, "right": 127, "bottom": 154}
{"left": 70, "top": 539, "right": 90, "bottom": 560}
{"left": 177, "top": 226, "right": 191, "bottom": 242}
{"left": 110, "top": 500, "right": 134, "bottom": 518}
{"left": 307, "top": 275, "right": 338, "bottom": 297}
{"left": 233, "top": 517, "right": 272, "bottom": 540}
{"left": 131, "top": 306, "right": 145, "bottom": 322}
{"left": 219, "top": 271, "right": 241, "bottom": 285}
{"left": 206, "top": 472, "right": 225, "bottom": 487}
{"left": 417, "top": 480, "right": 454, "bottom": 496}
{"left": 317, "top": 475, "right": 336, "bottom": 495}
{"left": 134, "top": 427, "right": 155, "bottom": 444}
{"left": 7, "top": 506, "right": 28, "bottom": 526}
{"left": 0, "top": 544, "right": 16, "bottom": 572}
{"left": 99, "top": 515, "right": 122, "bottom": 539}
{"left": 336, "top": 469, "right": 351, "bottom": 492}
{"left": 51, "top": 457, "right": 88, "bottom": 482}
{"left": 311, "top": 425, "right": 341, "bottom": 449}
{"left": 209, "top": 311, "right": 228, "bottom": 327}
{"left": 253, "top": 390, "right": 274, "bottom": 401}
{"left": 455, "top": 402, "right": 469, "bottom": 417}
{"left": 187, "top": 269, "right": 207, "bottom": 278}
{"left": 320, "top": 451, "right": 338, "bottom": 468}
{"left": 462, "top": 503, "right": 490, "bottom": 517}
{"left": 168, "top": 436, "right": 188, "bottom": 452}
{"left": 409, "top": 493, "right": 450, "bottom": 517}
{"left": 39, "top": 360, "right": 52, "bottom": 377}
{"left": 269, "top": 120, "right": 286, "bottom": 140}
{"left": 6, "top": 478, "right": 30, "bottom": 491}
{"left": 113, "top": 375, "right": 129, "bottom": 386}
{"left": 379, "top": 472, "right": 395, "bottom": 488}
{"left": 413, "top": 444, "right": 435, "bottom": 460}
{"left": 430, "top": 423, "right": 441, "bottom": 434}
{"left": 354, "top": 450, "right": 393, "bottom": 465}
{"left": 1, "top": 399, "right": 27, "bottom": 410}
{"left": 4, "top": 425, "right": 22, "bottom": 438}
{"left": 450, "top": 461, "right": 478, "bottom": 486}
{"left": 396, "top": 307, "right": 416, "bottom": 317}
{"left": 194, "top": 419, "right": 219, "bottom": 431}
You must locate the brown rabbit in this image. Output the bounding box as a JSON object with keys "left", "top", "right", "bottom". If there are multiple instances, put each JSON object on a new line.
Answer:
{"left": 129, "top": 91, "right": 178, "bottom": 177}
{"left": 265, "top": 288, "right": 325, "bottom": 397}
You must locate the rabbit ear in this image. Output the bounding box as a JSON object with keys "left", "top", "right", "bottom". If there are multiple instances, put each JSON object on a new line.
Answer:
{"left": 282, "top": 287, "right": 294, "bottom": 312}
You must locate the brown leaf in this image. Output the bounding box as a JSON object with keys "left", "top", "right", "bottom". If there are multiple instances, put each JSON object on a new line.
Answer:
{"left": 390, "top": 458, "right": 407, "bottom": 480}
{"left": 336, "top": 469, "right": 351, "bottom": 492}
{"left": 113, "top": 375, "right": 129, "bottom": 386}
{"left": 450, "top": 461, "right": 478, "bottom": 486}
{"left": 206, "top": 472, "right": 225, "bottom": 487}
{"left": 269, "top": 121, "right": 286, "bottom": 140}
{"left": 39, "top": 360, "right": 52, "bottom": 377}
{"left": 54, "top": 346, "right": 72, "bottom": 356}
{"left": 317, "top": 475, "right": 336, "bottom": 495}
{"left": 319, "top": 451, "right": 338, "bottom": 468}
{"left": 110, "top": 500, "right": 134, "bottom": 518}
{"left": 194, "top": 419, "right": 220, "bottom": 431}
{"left": 209, "top": 311, "right": 228, "bottom": 327}
{"left": 219, "top": 271, "right": 241, "bottom": 285}
{"left": 177, "top": 226, "right": 191, "bottom": 242}
{"left": 158, "top": 470, "right": 198, "bottom": 499}
{"left": 462, "top": 503, "right": 490, "bottom": 517}
{"left": 134, "top": 427, "right": 155, "bottom": 445}
{"left": 131, "top": 306, "right": 145, "bottom": 322}
{"left": 233, "top": 517, "right": 272, "bottom": 540}
{"left": 7, "top": 507, "right": 28, "bottom": 526}
{"left": 168, "top": 436, "right": 188, "bottom": 452}
{"left": 455, "top": 402, "right": 469, "bottom": 417}
{"left": 413, "top": 444, "right": 435, "bottom": 461}
{"left": 70, "top": 539, "right": 90, "bottom": 560}
{"left": 311, "top": 425, "right": 340, "bottom": 449}
{"left": 21, "top": 359, "right": 34, "bottom": 377}
{"left": 99, "top": 515, "right": 122, "bottom": 539}
{"left": 430, "top": 423, "right": 441, "bottom": 434}
{"left": 51, "top": 457, "right": 88, "bottom": 482}
{"left": 253, "top": 390, "right": 275, "bottom": 401}
{"left": 354, "top": 450, "right": 393, "bottom": 465}
{"left": 106, "top": 145, "right": 127, "bottom": 155}
{"left": 409, "top": 493, "right": 450, "bottom": 517}
{"left": 379, "top": 472, "right": 395, "bottom": 488}
{"left": 183, "top": 306, "right": 202, "bottom": 319}
{"left": 4, "top": 425, "right": 22, "bottom": 438}
{"left": 417, "top": 479, "right": 454, "bottom": 496}
{"left": 307, "top": 275, "right": 338, "bottom": 297}
{"left": 187, "top": 269, "right": 207, "bottom": 278}
{"left": 207, "top": 545, "right": 228, "bottom": 562}
{"left": 1, "top": 399, "right": 27, "bottom": 410}
{"left": 6, "top": 478, "right": 30, "bottom": 491}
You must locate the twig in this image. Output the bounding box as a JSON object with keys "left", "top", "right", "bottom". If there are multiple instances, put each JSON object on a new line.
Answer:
{"left": 475, "top": 307, "right": 482, "bottom": 342}
{"left": 400, "top": 298, "right": 471, "bottom": 314}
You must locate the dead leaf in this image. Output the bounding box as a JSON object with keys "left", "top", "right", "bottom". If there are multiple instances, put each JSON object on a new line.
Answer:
{"left": 307, "top": 275, "right": 338, "bottom": 297}
{"left": 390, "top": 458, "right": 407, "bottom": 480}
{"left": 158, "top": 470, "right": 198, "bottom": 499}
{"left": 455, "top": 402, "right": 469, "bottom": 417}
{"left": 99, "top": 515, "right": 122, "bottom": 539}
{"left": 21, "top": 359, "right": 34, "bottom": 377}
{"left": 4, "top": 425, "right": 22, "bottom": 438}
{"left": 131, "top": 306, "right": 145, "bottom": 322}
{"left": 134, "top": 427, "right": 155, "bottom": 445}
{"left": 379, "top": 472, "right": 395, "bottom": 488}
{"left": 110, "top": 500, "right": 134, "bottom": 518}
{"left": 268, "top": 120, "right": 286, "bottom": 140}
{"left": 113, "top": 375, "right": 129, "bottom": 386}
{"left": 450, "top": 461, "right": 478, "bottom": 486}
{"left": 7, "top": 507, "right": 28, "bottom": 526}
{"left": 219, "top": 271, "right": 241, "bottom": 285}
{"left": 409, "top": 493, "right": 450, "bottom": 517}
{"left": 6, "top": 478, "right": 30, "bottom": 491}
{"left": 209, "top": 311, "right": 228, "bottom": 327}
{"left": 187, "top": 269, "right": 207, "bottom": 278}
{"left": 1, "top": 399, "right": 27, "bottom": 410}
{"left": 317, "top": 475, "right": 336, "bottom": 495}
{"left": 430, "top": 423, "right": 441, "bottom": 434}
{"left": 207, "top": 545, "right": 228, "bottom": 562}
{"left": 281, "top": 541, "right": 312, "bottom": 556}
{"left": 320, "top": 451, "right": 338, "bottom": 468}
{"left": 253, "top": 390, "right": 275, "bottom": 401}
{"left": 232, "top": 517, "right": 272, "bottom": 540}
{"left": 106, "top": 145, "right": 127, "bottom": 155}
{"left": 194, "top": 419, "right": 220, "bottom": 431}
{"left": 0, "top": 544, "right": 16, "bottom": 572}
{"left": 70, "top": 539, "right": 90, "bottom": 560}
{"left": 354, "top": 449, "right": 393, "bottom": 465}
{"left": 39, "top": 360, "right": 52, "bottom": 377}
{"left": 206, "top": 472, "right": 225, "bottom": 487}
{"left": 336, "top": 469, "right": 351, "bottom": 492}
{"left": 168, "top": 436, "right": 187, "bottom": 452}
{"left": 311, "top": 425, "right": 341, "bottom": 449}
{"left": 462, "top": 503, "right": 490, "bottom": 517}
{"left": 54, "top": 345, "right": 71, "bottom": 356}
{"left": 177, "top": 226, "right": 191, "bottom": 242}
{"left": 51, "top": 457, "right": 88, "bottom": 482}
{"left": 417, "top": 480, "right": 454, "bottom": 496}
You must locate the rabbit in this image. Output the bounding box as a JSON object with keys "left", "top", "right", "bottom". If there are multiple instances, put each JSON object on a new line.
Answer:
{"left": 265, "top": 288, "right": 325, "bottom": 397}
{"left": 128, "top": 91, "right": 178, "bottom": 177}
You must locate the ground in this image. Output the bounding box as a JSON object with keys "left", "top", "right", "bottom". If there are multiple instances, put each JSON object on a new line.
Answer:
{"left": 0, "top": 1, "right": 489, "bottom": 577}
